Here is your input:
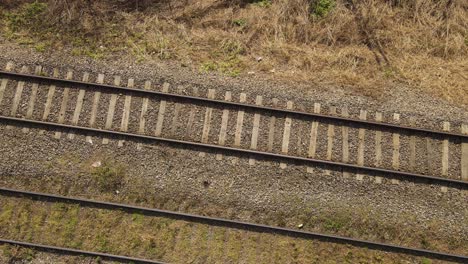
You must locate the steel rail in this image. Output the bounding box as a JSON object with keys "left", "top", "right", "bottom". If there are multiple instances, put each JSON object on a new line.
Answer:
{"left": 1, "top": 115, "right": 466, "bottom": 188}
{"left": 0, "top": 239, "right": 166, "bottom": 264}
{"left": 1, "top": 70, "right": 466, "bottom": 139}
{"left": 0, "top": 187, "right": 466, "bottom": 262}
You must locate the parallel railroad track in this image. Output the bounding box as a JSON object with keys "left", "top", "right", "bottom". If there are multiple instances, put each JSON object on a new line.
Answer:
{"left": 0, "top": 187, "right": 467, "bottom": 263}
{"left": 1, "top": 115, "right": 466, "bottom": 188}
{"left": 0, "top": 63, "right": 467, "bottom": 188}
{"left": 0, "top": 239, "right": 165, "bottom": 264}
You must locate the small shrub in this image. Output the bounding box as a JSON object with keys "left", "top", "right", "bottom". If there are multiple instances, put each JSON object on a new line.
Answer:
{"left": 92, "top": 162, "right": 126, "bottom": 192}
{"left": 310, "top": 0, "right": 335, "bottom": 18}
{"left": 232, "top": 18, "right": 247, "bottom": 28}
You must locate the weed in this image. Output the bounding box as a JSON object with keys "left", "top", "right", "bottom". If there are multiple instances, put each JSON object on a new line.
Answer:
{"left": 131, "top": 213, "right": 144, "bottom": 224}
{"left": 310, "top": 0, "right": 335, "bottom": 18}
{"left": 383, "top": 66, "right": 400, "bottom": 79}
{"left": 198, "top": 39, "right": 246, "bottom": 76}
{"left": 0, "top": 203, "right": 14, "bottom": 225}
{"left": 323, "top": 217, "right": 346, "bottom": 232}
{"left": 421, "top": 258, "right": 432, "bottom": 264}
{"left": 34, "top": 42, "right": 47, "bottom": 52}
{"left": 220, "top": 39, "right": 244, "bottom": 56}
{"left": 420, "top": 236, "right": 431, "bottom": 249}
{"left": 200, "top": 61, "right": 218, "bottom": 73}
{"left": 84, "top": 49, "right": 105, "bottom": 60}
{"left": 200, "top": 58, "right": 243, "bottom": 77}
{"left": 233, "top": 18, "right": 247, "bottom": 28}
{"left": 2, "top": 245, "right": 36, "bottom": 262}
{"left": 1, "top": 245, "right": 12, "bottom": 259}
{"left": 63, "top": 206, "right": 80, "bottom": 244}
{"left": 91, "top": 161, "right": 126, "bottom": 192}
{"left": 218, "top": 59, "right": 242, "bottom": 77}
{"left": 253, "top": 0, "right": 272, "bottom": 8}
{"left": 96, "top": 233, "right": 110, "bottom": 252}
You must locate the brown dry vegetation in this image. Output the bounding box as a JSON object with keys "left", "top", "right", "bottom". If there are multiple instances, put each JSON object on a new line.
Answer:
{"left": 0, "top": 0, "right": 467, "bottom": 104}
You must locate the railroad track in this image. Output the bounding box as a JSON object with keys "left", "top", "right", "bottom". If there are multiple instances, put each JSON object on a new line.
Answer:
{"left": 0, "top": 187, "right": 466, "bottom": 263}
{"left": 0, "top": 63, "right": 467, "bottom": 188}
{"left": 0, "top": 239, "right": 165, "bottom": 264}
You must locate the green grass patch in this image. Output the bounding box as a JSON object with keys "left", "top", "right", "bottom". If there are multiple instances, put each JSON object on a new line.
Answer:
{"left": 1, "top": 245, "right": 36, "bottom": 262}
{"left": 91, "top": 161, "right": 126, "bottom": 192}
{"left": 253, "top": 0, "right": 272, "bottom": 8}
{"left": 200, "top": 39, "right": 245, "bottom": 77}
{"left": 310, "top": 0, "right": 335, "bottom": 18}
{"left": 5, "top": 1, "right": 47, "bottom": 32}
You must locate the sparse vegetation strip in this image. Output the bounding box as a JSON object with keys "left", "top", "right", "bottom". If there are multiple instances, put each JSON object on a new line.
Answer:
{"left": 0, "top": 187, "right": 466, "bottom": 262}
{"left": 1, "top": 115, "right": 467, "bottom": 188}
{"left": 1, "top": 69, "right": 466, "bottom": 139}
{"left": 0, "top": 238, "right": 166, "bottom": 264}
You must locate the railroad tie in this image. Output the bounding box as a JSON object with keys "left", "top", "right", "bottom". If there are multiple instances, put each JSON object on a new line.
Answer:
{"left": 441, "top": 121, "right": 450, "bottom": 176}
{"left": 0, "top": 62, "right": 14, "bottom": 109}
{"left": 267, "top": 98, "right": 279, "bottom": 152}
{"left": 356, "top": 110, "right": 368, "bottom": 180}
{"left": 391, "top": 113, "right": 401, "bottom": 184}
{"left": 102, "top": 76, "right": 121, "bottom": 144}
{"left": 306, "top": 103, "right": 321, "bottom": 173}
{"left": 7, "top": 65, "right": 28, "bottom": 130}
{"left": 39, "top": 69, "right": 59, "bottom": 135}
{"left": 294, "top": 104, "right": 307, "bottom": 156}
{"left": 86, "top": 73, "right": 105, "bottom": 143}
{"left": 118, "top": 78, "right": 134, "bottom": 147}
{"left": 154, "top": 83, "right": 170, "bottom": 137}
{"left": 185, "top": 87, "right": 199, "bottom": 139}
{"left": 232, "top": 93, "right": 247, "bottom": 164}
{"left": 440, "top": 121, "right": 451, "bottom": 193}
{"left": 249, "top": 95, "right": 263, "bottom": 165}
{"left": 324, "top": 106, "right": 337, "bottom": 175}
{"left": 170, "top": 86, "right": 184, "bottom": 136}
{"left": 216, "top": 91, "right": 232, "bottom": 160}
{"left": 280, "top": 101, "right": 293, "bottom": 169}
{"left": 22, "top": 65, "right": 42, "bottom": 133}
{"left": 374, "top": 112, "right": 383, "bottom": 183}
{"left": 54, "top": 70, "right": 73, "bottom": 139}
{"left": 341, "top": 107, "right": 350, "bottom": 178}
{"left": 136, "top": 81, "right": 152, "bottom": 150}
{"left": 408, "top": 117, "right": 416, "bottom": 172}
{"left": 462, "top": 124, "right": 468, "bottom": 181}
{"left": 200, "top": 89, "right": 216, "bottom": 157}
{"left": 68, "top": 72, "right": 89, "bottom": 139}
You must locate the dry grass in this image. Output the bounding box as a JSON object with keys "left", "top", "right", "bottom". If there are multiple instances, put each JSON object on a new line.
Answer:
{"left": 1, "top": 0, "right": 467, "bottom": 104}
